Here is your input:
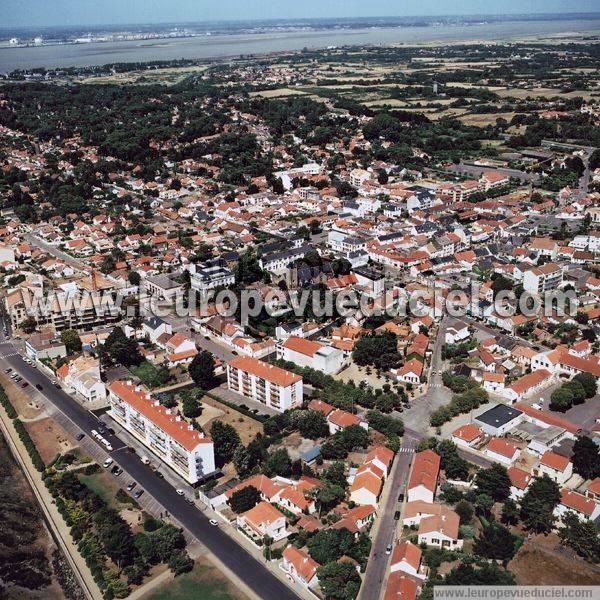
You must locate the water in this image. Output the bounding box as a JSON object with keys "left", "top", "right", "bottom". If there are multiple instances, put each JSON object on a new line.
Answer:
{"left": 0, "top": 19, "right": 599, "bottom": 73}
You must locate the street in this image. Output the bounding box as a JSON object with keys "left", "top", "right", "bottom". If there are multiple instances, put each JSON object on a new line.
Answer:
{"left": 0, "top": 336, "right": 299, "bottom": 600}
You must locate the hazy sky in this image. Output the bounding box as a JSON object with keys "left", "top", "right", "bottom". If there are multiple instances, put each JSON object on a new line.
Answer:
{"left": 2, "top": 0, "right": 599, "bottom": 28}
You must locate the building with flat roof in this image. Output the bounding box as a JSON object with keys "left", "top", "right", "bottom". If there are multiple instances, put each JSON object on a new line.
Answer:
{"left": 226, "top": 356, "right": 303, "bottom": 412}
{"left": 107, "top": 380, "right": 215, "bottom": 484}
{"left": 474, "top": 403, "right": 523, "bottom": 436}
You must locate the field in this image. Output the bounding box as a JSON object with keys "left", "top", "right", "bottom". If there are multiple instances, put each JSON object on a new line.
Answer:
{"left": 459, "top": 112, "right": 517, "bottom": 126}
{"left": 508, "top": 533, "right": 600, "bottom": 585}
{"left": 81, "top": 64, "right": 210, "bottom": 85}
{"left": 142, "top": 560, "right": 248, "bottom": 600}
{"left": 24, "top": 417, "right": 73, "bottom": 463}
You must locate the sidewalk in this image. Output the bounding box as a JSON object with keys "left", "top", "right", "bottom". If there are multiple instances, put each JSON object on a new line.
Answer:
{"left": 0, "top": 405, "right": 102, "bottom": 600}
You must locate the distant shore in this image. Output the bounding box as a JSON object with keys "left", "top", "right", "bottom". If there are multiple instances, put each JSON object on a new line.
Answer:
{"left": 1, "top": 18, "right": 599, "bottom": 74}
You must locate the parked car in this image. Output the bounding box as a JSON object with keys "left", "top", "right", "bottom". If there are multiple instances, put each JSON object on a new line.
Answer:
{"left": 398, "top": 493, "right": 404, "bottom": 502}
{"left": 209, "top": 519, "right": 219, "bottom": 526}
{"left": 21, "top": 382, "right": 29, "bottom": 388}
{"left": 35, "top": 383, "right": 43, "bottom": 390}
{"left": 394, "top": 511, "right": 401, "bottom": 521}
{"left": 103, "top": 458, "right": 113, "bottom": 468}
{"left": 386, "top": 544, "right": 392, "bottom": 555}
{"left": 126, "top": 482, "right": 136, "bottom": 492}
{"left": 176, "top": 489, "right": 185, "bottom": 496}
{"left": 134, "top": 489, "right": 144, "bottom": 499}
{"left": 4, "top": 368, "right": 12, "bottom": 374}
{"left": 75, "top": 433, "right": 85, "bottom": 441}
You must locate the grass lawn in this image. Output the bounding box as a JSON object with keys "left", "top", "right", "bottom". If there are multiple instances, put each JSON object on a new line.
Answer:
{"left": 78, "top": 472, "right": 120, "bottom": 508}
{"left": 144, "top": 562, "right": 245, "bottom": 600}
{"left": 131, "top": 360, "right": 170, "bottom": 389}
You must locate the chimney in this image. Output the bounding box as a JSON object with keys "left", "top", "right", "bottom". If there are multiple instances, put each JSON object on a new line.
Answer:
{"left": 166, "top": 409, "right": 171, "bottom": 415}
{"left": 135, "top": 385, "right": 141, "bottom": 392}
{"left": 145, "top": 393, "right": 151, "bottom": 400}
{"left": 154, "top": 400, "right": 160, "bottom": 406}
{"left": 175, "top": 415, "right": 181, "bottom": 421}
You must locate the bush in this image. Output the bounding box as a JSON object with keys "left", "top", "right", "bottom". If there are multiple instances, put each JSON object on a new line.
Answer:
{"left": 0, "top": 386, "right": 17, "bottom": 419}
{"left": 13, "top": 419, "right": 45, "bottom": 471}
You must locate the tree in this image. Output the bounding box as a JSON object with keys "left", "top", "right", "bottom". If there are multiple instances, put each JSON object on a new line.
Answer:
{"left": 501, "top": 498, "right": 519, "bottom": 525}
{"left": 102, "top": 326, "right": 142, "bottom": 367}
{"left": 474, "top": 523, "right": 517, "bottom": 561}
{"left": 307, "top": 528, "right": 356, "bottom": 564}
{"left": 520, "top": 474, "right": 560, "bottom": 534}
{"left": 233, "top": 438, "right": 267, "bottom": 478}
{"left": 572, "top": 372, "right": 597, "bottom": 398}
{"left": 454, "top": 500, "right": 474, "bottom": 525}
{"left": 316, "top": 561, "right": 361, "bottom": 600}
{"left": 263, "top": 448, "right": 292, "bottom": 478}
{"left": 293, "top": 409, "right": 329, "bottom": 439}
{"left": 437, "top": 440, "right": 469, "bottom": 481}
{"left": 128, "top": 271, "right": 141, "bottom": 286}
{"left": 571, "top": 436, "right": 600, "bottom": 480}
{"left": 210, "top": 420, "right": 241, "bottom": 466}
{"left": 229, "top": 485, "right": 261, "bottom": 514}
{"left": 558, "top": 512, "right": 600, "bottom": 563}
{"left": 550, "top": 386, "right": 574, "bottom": 412}
{"left": 188, "top": 351, "right": 216, "bottom": 389}
{"left": 443, "top": 562, "right": 515, "bottom": 586}
{"left": 100, "top": 521, "right": 137, "bottom": 570}
{"left": 182, "top": 395, "right": 201, "bottom": 419}
{"left": 475, "top": 493, "right": 494, "bottom": 515}
{"left": 475, "top": 463, "right": 511, "bottom": 502}
{"left": 19, "top": 317, "right": 37, "bottom": 334}
{"left": 322, "top": 462, "right": 348, "bottom": 490}
{"left": 168, "top": 551, "right": 194, "bottom": 575}
{"left": 61, "top": 328, "right": 82, "bottom": 354}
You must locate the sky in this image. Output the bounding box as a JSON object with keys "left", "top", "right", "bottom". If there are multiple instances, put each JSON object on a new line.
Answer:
{"left": 1, "top": 0, "right": 599, "bottom": 28}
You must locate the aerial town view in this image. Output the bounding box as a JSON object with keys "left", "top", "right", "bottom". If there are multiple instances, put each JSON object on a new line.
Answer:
{"left": 0, "top": 1, "right": 600, "bottom": 600}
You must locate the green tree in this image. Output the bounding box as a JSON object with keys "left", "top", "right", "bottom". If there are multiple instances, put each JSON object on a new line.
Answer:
{"left": 316, "top": 561, "right": 361, "bottom": 600}
{"left": 454, "top": 500, "right": 474, "bottom": 525}
{"left": 229, "top": 485, "right": 261, "bottom": 514}
{"left": 168, "top": 552, "right": 194, "bottom": 575}
{"left": 571, "top": 436, "right": 600, "bottom": 480}
{"left": 263, "top": 448, "right": 292, "bottom": 478}
{"left": 188, "top": 351, "right": 216, "bottom": 389}
{"left": 322, "top": 462, "right": 348, "bottom": 490}
{"left": 19, "top": 317, "right": 37, "bottom": 334}
{"left": 61, "top": 328, "right": 82, "bottom": 354}
{"left": 558, "top": 512, "right": 600, "bottom": 563}
{"left": 501, "top": 498, "right": 519, "bottom": 525}
{"left": 102, "top": 326, "right": 143, "bottom": 367}
{"left": 520, "top": 474, "right": 560, "bottom": 534}
{"left": 210, "top": 420, "right": 241, "bottom": 466}
{"left": 474, "top": 523, "right": 518, "bottom": 561}
{"left": 475, "top": 463, "right": 511, "bottom": 502}
{"left": 572, "top": 372, "right": 597, "bottom": 398}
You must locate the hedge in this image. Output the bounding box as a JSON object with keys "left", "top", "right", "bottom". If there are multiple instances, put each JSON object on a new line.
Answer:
{"left": 0, "top": 386, "right": 18, "bottom": 419}
{"left": 13, "top": 418, "right": 46, "bottom": 471}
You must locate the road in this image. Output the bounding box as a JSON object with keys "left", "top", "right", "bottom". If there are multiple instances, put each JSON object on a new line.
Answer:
{"left": 0, "top": 335, "right": 299, "bottom": 600}
{"left": 357, "top": 431, "right": 420, "bottom": 600}
{"left": 23, "top": 233, "right": 90, "bottom": 273}
{"left": 360, "top": 317, "right": 452, "bottom": 600}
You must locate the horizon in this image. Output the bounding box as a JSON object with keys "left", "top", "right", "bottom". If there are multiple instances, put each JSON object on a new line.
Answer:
{"left": 2, "top": 0, "right": 599, "bottom": 29}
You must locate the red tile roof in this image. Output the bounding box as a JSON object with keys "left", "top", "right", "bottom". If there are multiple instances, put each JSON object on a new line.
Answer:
{"left": 485, "top": 437, "right": 519, "bottom": 459}
{"left": 228, "top": 356, "right": 301, "bottom": 387}
{"left": 540, "top": 451, "right": 570, "bottom": 472}
{"left": 108, "top": 380, "right": 211, "bottom": 451}
{"left": 408, "top": 450, "right": 440, "bottom": 493}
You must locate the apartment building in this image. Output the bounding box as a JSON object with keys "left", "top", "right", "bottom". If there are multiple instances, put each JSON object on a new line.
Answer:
{"left": 107, "top": 380, "right": 215, "bottom": 484}
{"left": 522, "top": 262, "right": 563, "bottom": 294}
{"left": 226, "top": 356, "right": 303, "bottom": 412}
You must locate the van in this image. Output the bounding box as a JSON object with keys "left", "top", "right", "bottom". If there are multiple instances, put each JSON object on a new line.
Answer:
{"left": 141, "top": 456, "right": 150, "bottom": 465}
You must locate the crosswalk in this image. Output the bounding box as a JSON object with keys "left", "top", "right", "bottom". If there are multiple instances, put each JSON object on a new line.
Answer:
{"left": 398, "top": 446, "right": 416, "bottom": 454}
{"left": 0, "top": 352, "right": 18, "bottom": 359}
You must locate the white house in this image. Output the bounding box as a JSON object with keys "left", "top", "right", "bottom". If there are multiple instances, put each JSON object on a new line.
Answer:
{"left": 277, "top": 336, "right": 345, "bottom": 375}
{"left": 407, "top": 450, "right": 440, "bottom": 503}
{"left": 537, "top": 451, "right": 573, "bottom": 485}
{"left": 390, "top": 541, "right": 426, "bottom": 580}
{"left": 281, "top": 546, "right": 320, "bottom": 589}
{"left": 484, "top": 438, "right": 520, "bottom": 466}
{"left": 237, "top": 501, "right": 289, "bottom": 542}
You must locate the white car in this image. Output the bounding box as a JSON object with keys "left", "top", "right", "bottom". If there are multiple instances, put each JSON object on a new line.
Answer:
{"left": 209, "top": 519, "right": 218, "bottom": 526}
{"left": 103, "top": 458, "right": 113, "bottom": 468}
{"left": 176, "top": 489, "right": 185, "bottom": 496}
